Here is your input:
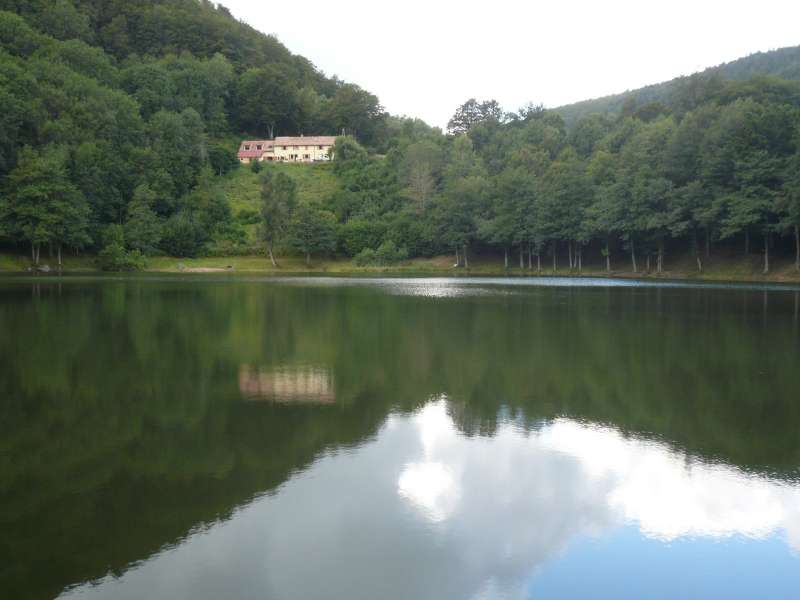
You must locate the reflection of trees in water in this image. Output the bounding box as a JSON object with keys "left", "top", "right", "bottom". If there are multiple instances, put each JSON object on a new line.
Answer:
{"left": 1, "top": 280, "right": 799, "bottom": 598}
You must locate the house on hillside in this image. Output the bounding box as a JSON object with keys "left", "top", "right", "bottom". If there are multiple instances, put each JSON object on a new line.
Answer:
{"left": 237, "top": 135, "right": 336, "bottom": 163}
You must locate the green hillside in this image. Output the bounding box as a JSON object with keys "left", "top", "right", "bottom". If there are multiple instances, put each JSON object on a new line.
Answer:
{"left": 223, "top": 163, "right": 340, "bottom": 249}
{"left": 556, "top": 45, "right": 800, "bottom": 127}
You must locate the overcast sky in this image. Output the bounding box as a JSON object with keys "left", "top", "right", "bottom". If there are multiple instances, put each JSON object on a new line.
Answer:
{"left": 223, "top": 0, "right": 800, "bottom": 129}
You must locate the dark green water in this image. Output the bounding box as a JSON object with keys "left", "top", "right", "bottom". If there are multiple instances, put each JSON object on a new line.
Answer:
{"left": 1, "top": 276, "right": 800, "bottom": 600}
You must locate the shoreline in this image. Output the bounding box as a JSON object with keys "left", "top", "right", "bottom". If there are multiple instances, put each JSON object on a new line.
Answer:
{"left": 2, "top": 252, "right": 800, "bottom": 286}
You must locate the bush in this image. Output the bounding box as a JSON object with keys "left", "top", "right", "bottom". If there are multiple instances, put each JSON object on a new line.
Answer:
{"left": 97, "top": 242, "right": 146, "bottom": 271}
{"left": 353, "top": 247, "right": 377, "bottom": 266}
{"left": 338, "top": 218, "right": 386, "bottom": 256}
{"left": 236, "top": 208, "right": 260, "bottom": 225}
{"left": 353, "top": 241, "right": 408, "bottom": 266}
{"left": 250, "top": 159, "right": 262, "bottom": 174}
{"left": 160, "top": 211, "right": 206, "bottom": 257}
{"left": 375, "top": 240, "right": 408, "bottom": 263}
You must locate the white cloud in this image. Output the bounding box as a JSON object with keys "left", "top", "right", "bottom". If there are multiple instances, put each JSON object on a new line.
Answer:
{"left": 222, "top": 0, "right": 800, "bottom": 127}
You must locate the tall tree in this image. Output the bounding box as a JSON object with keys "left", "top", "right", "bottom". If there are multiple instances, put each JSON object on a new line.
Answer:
{"left": 259, "top": 170, "right": 297, "bottom": 266}
{"left": 1, "top": 146, "right": 90, "bottom": 265}
{"left": 287, "top": 204, "right": 337, "bottom": 266}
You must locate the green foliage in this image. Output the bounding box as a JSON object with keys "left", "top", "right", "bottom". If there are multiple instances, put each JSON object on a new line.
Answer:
{"left": 258, "top": 169, "right": 296, "bottom": 261}
{"left": 0, "top": 1, "right": 389, "bottom": 260}
{"left": 1, "top": 145, "right": 91, "bottom": 261}
{"left": 353, "top": 241, "right": 408, "bottom": 266}
{"left": 287, "top": 204, "right": 337, "bottom": 263}
{"left": 207, "top": 143, "right": 239, "bottom": 176}
{"left": 555, "top": 45, "right": 800, "bottom": 127}
{"left": 1, "top": 0, "right": 800, "bottom": 271}
{"left": 124, "top": 185, "right": 162, "bottom": 255}
{"left": 160, "top": 211, "right": 205, "bottom": 258}
{"left": 97, "top": 224, "right": 145, "bottom": 270}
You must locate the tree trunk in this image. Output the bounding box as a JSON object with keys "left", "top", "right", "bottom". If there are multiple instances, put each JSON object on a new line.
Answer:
{"left": 657, "top": 238, "right": 664, "bottom": 274}
{"left": 646, "top": 255, "right": 651, "bottom": 274}
{"left": 519, "top": 245, "right": 524, "bottom": 269}
{"left": 537, "top": 252, "right": 541, "bottom": 272}
{"left": 605, "top": 237, "right": 611, "bottom": 273}
{"left": 455, "top": 247, "right": 460, "bottom": 267}
{"left": 463, "top": 244, "right": 469, "bottom": 269}
{"left": 31, "top": 241, "right": 35, "bottom": 263}
{"left": 552, "top": 241, "right": 557, "bottom": 272}
{"left": 694, "top": 229, "right": 702, "bottom": 272}
{"left": 57, "top": 244, "right": 62, "bottom": 268}
{"left": 35, "top": 244, "right": 40, "bottom": 266}
{"left": 267, "top": 243, "right": 277, "bottom": 267}
{"left": 568, "top": 241, "right": 573, "bottom": 270}
{"left": 745, "top": 229, "right": 750, "bottom": 256}
{"left": 504, "top": 247, "right": 508, "bottom": 269}
{"left": 795, "top": 224, "right": 799, "bottom": 272}
{"left": 306, "top": 251, "right": 310, "bottom": 266}
{"left": 577, "top": 245, "right": 582, "bottom": 272}
{"left": 630, "top": 239, "right": 637, "bottom": 273}
{"left": 763, "top": 232, "right": 769, "bottom": 274}
{"left": 528, "top": 246, "right": 532, "bottom": 270}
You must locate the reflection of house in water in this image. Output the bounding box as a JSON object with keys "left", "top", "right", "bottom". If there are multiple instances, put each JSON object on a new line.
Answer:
{"left": 239, "top": 365, "right": 335, "bottom": 403}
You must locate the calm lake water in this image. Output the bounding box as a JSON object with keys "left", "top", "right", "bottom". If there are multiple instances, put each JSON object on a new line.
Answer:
{"left": 2, "top": 276, "right": 800, "bottom": 599}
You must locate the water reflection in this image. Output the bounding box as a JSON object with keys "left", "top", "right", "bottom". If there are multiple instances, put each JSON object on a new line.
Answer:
{"left": 3, "top": 277, "right": 800, "bottom": 599}
{"left": 239, "top": 365, "right": 335, "bottom": 403}
{"left": 61, "top": 399, "right": 800, "bottom": 600}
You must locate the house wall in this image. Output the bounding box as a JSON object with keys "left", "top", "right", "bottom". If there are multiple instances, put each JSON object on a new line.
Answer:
{"left": 273, "top": 144, "right": 332, "bottom": 162}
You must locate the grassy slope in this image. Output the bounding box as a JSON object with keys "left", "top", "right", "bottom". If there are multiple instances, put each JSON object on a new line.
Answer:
{"left": 224, "top": 162, "right": 340, "bottom": 242}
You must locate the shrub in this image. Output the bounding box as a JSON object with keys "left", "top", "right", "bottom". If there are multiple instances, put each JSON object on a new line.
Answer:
{"left": 160, "top": 211, "right": 206, "bottom": 257}
{"left": 353, "top": 247, "right": 377, "bottom": 266}
{"left": 250, "top": 159, "right": 262, "bottom": 174}
{"left": 353, "top": 241, "right": 408, "bottom": 266}
{"left": 375, "top": 240, "right": 408, "bottom": 264}
{"left": 95, "top": 225, "right": 144, "bottom": 271}
{"left": 236, "top": 208, "right": 260, "bottom": 225}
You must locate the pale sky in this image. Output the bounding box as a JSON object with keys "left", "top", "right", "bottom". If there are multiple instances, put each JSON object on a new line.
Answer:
{"left": 223, "top": 0, "right": 800, "bottom": 129}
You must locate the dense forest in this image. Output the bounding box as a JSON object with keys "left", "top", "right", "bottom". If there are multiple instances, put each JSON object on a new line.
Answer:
{"left": 1, "top": 0, "right": 799, "bottom": 273}
{"left": 0, "top": 0, "right": 389, "bottom": 266}
{"left": 555, "top": 45, "right": 800, "bottom": 127}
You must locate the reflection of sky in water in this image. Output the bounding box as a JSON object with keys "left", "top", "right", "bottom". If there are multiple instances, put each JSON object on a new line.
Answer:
{"left": 243, "top": 276, "right": 800, "bottom": 295}
{"left": 61, "top": 400, "right": 800, "bottom": 600}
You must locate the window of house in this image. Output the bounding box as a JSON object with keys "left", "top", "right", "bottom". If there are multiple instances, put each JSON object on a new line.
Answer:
{"left": 318, "top": 145, "right": 323, "bottom": 150}
{"left": 283, "top": 146, "right": 287, "bottom": 150}
{"left": 257, "top": 145, "right": 262, "bottom": 150}
{"left": 244, "top": 145, "right": 250, "bottom": 150}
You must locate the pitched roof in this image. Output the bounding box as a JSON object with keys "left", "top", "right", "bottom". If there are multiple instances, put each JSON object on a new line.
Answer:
{"left": 237, "top": 140, "right": 273, "bottom": 158}
{"left": 274, "top": 135, "right": 337, "bottom": 147}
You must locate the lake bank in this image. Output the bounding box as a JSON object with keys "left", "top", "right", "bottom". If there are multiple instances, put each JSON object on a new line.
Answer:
{"left": 2, "top": 251, "right": 799, "bottom": 284}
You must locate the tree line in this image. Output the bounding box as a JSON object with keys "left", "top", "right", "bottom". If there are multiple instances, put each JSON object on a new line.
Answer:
{"left": 260, "top": 77, "right": 799, "bottom": 273}
{"left": 1, "top": 1, "right": 799, "bottom": 273}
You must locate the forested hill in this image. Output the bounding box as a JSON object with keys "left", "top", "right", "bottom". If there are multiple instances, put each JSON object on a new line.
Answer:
{"left": 2, "top": 1, "right": 800, "bottom": 278}
{"left": 0, "top": 0, "right": 399, "bottom": 264}
{"left": 556, "top": 45, "right": 800, "bottom": 128}
{"left": 0, "top": 0, "right": 388, "bottom": 143}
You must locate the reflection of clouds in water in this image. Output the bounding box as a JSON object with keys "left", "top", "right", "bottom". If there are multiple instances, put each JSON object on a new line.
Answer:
{"left": 60, "top": 399, "right": 800, "bottom": 600}
{"left": 402, "top": 402, "right": 800, "bottom": 551}
{"left": 538, "top": 419, "right": 800, "bottom": 546}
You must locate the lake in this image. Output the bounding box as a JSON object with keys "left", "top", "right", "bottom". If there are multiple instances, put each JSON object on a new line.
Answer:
{"left": 1, "top": 276, "right": 800, "bottom": 599}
